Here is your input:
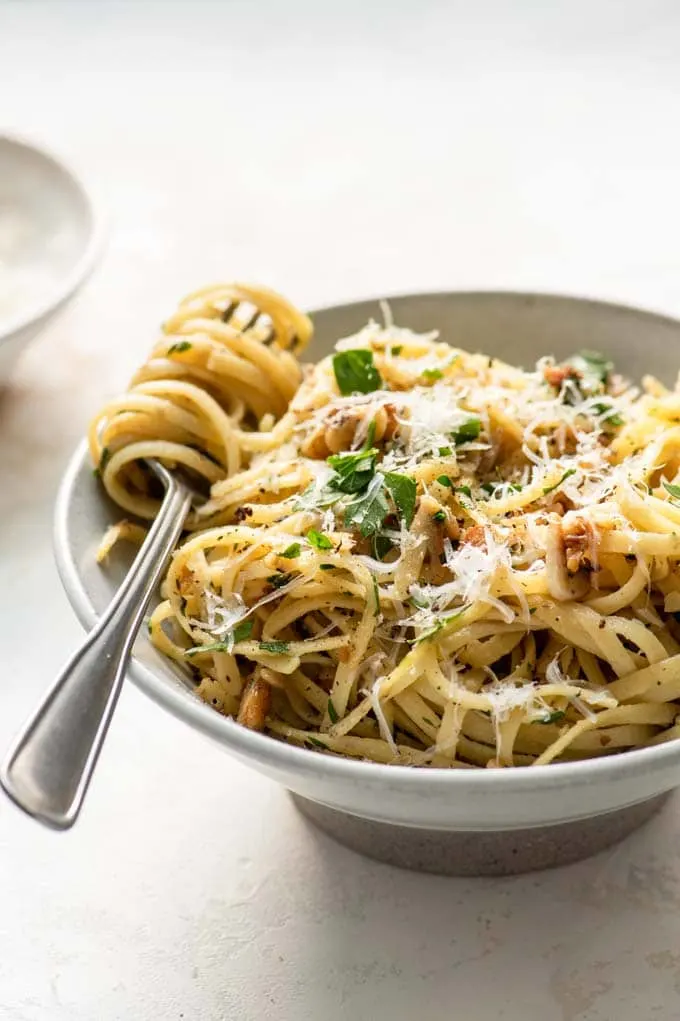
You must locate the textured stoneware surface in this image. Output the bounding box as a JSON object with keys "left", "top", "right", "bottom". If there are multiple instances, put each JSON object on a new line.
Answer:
{"left": 7, "top": 3, "right": 680, "bottom": 1018}
{"left": 292, "top": 793, "right": 673, "bottom": 877}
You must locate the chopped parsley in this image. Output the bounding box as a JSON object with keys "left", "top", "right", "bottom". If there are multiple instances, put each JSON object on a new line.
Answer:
{"left": 432, "top": 510, "right": 447, "bottom": 523}
{"left": 542, "top": 469, "right": 576, "bottom": 496}
{"left": 591, "top": 402, "right": 624, "bottom": 427}
{"left": 267, "top": 572, "right": 291, "bottom": 589}
{"left": 390, "top": 345, "right": 403, "bottom": 356}
{"left": 306, "top": 737, "right": 327, "bottom": 750}
{"left": 452, "top": 418, "right": 481, "bottom": 445}
{"left": 383, "top": 472, "right": 417, "bottom": 527}
{"left": 343, "top": 479, "right": 389, "bottom": 537}
{"left": 372, "top": 575, "right": 381, "bottom": 615}
{"left": 93, "top": 446, "right": 112, "bottom": 478}
{"left": 421, "top": 367, "right": 443, "bottom": 383}
{"left": 259, "top": 640, "right": 290, "bottom": 654}
{"left": 319, "top": 563, "right": 335, "bottom": 570}
{"left": 186, "top": 619, "right": 253, "bottom": 656}
{"left": 436, "top": 474, "right": 453, "bottom": 488}
{"left": 327, "top": 698, "right": 339, "bottom": 724}
{"left": 539, "top": 709, "right": 566, "bottom": 725}
{"left": 372, "top": 534, "right": 393, "bottom": 560}
{"left": 664, "top": 481, "right": 680, "bottom": 501}
{"left": 332, "top": 349, "right": 382, "bottom": 395}
{"left": 167, "top": 340, "right": 192, "bottom": 355}
{"left": 280, "top": 542, "right": 302, "bottom": 559}
{"left": 306, "top": 529, "right": 333, "bottom": 550}
{"left": 327, "top": 447, "right": 378, "bottom": 494}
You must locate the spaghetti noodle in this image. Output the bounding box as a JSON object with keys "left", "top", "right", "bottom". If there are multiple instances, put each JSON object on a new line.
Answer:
{"left": 90, "top": 282, "right": 680, "bottom": 768}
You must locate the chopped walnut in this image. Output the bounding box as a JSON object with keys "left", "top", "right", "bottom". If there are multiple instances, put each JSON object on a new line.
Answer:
{"left": 237, "top": 677, "right": 272, "bottom": 731}
{"left": 300, "top": 403, "right": 399, "bottom": 459}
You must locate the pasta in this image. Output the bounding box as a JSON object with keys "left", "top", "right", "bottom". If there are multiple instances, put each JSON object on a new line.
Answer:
{"left": 90, "top": 281, "right": 680, "bottom": 768}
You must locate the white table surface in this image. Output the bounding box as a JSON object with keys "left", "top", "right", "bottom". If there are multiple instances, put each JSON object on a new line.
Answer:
{"left": 3, "top": 2, "right": 680, "bottom": 1018}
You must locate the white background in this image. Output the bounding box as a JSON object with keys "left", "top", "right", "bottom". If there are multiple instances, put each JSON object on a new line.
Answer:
{"left": 3, "top": 1, "right": 680, "bottom": 1017}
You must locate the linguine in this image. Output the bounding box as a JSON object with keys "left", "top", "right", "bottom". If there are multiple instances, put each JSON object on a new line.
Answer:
{"left": 90, "top": 282, "right": 680, "bottom": 768}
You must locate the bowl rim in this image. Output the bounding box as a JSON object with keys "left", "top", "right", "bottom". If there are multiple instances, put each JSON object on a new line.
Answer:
{"left": 54, "top": 288, "right": 680, "bottom": 794}
{"left": 0, "top": 131, "right": 104, "bottom": 344}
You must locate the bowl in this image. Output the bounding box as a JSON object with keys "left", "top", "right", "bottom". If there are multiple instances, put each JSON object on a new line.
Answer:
{"left": 54, "top": 291, "right": 680, "bottom": 875}
{"left": 0, "top": 134, "right": 101, "bottom": 379}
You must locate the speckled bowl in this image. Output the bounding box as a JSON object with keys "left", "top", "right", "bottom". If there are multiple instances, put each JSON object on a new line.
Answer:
{"left": 55, "top": 292, "right": 680, "bottom": 875}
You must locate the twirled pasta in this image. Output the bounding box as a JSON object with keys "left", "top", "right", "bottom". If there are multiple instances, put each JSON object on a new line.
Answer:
{"left": 91, "top": 282, "right": 680, "bottom": 768}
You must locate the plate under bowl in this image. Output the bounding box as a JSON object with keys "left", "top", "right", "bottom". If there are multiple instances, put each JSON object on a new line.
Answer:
{"left": 55, "top": 290, "right": 680, "bottom": 874}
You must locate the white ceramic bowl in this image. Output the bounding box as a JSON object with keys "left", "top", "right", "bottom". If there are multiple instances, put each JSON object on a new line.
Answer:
{"left": 55, "top": 292, "right": 680, "bottom": 874}
{"left": 0, "top": 134, "right": 101, "bottom": 379}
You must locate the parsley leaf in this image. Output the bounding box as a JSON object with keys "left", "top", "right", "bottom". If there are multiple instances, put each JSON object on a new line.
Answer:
{"left": 327, "top": 698, "right": 339, "bottom": 724}
{"left": 343, "top": 476, "right": 389, "bottom": 537}
{"left": 421, "top": 367, "right": 443, "bottom": 383}
{"left": 332, "top": 349, "right": 382, "bottom": 395}
{"left": 452, "top": 418, "right": 481, "bottom": 445}
{"left": 319, "top": 563, "right": 335, "bottom": 570}
{"left": 233, "top": 620, "right": 254, "bottom": 643}
{"left": 259, "top": 640, "right": 290, "bottom": 654}
{"left": 267, "top": 572, "right": 291, "bottom": 589}
{"left": 327, "top": 448, "right": 378, "bottom": 494}
{"left": 306, "top": 737, "right": 327, "bottom": 749}
{"left": 591, "top": 402, "right": 624, "bottom": 427}
{"left": 383, "top": 472, "right": 417, "bottom": 527}
{"left": 306, "top": 529, "right": 333, "bottom": 550}
{"left": 436, "top": 474, "right": 453, "bottom": 487}
{"left": 542, "top": 469, "right": 576, "bottom": 496}
{"left": 280, "top": 542, "right": 302, "bottom": 559}
{"left": 372, "top": 534, "right": 393, "bottom": 560}
{"left": 390, "top": 345, "right": 403, "bottom": 356}
{"left": 167, "top": 340, "right": 192, "bottom": 354}
{"left": 664, "top": 481, "right": 680, "bottom": 501}
{"left": 372, "top": 575, "right": 381, "bottom": 615}
{"left": 186, "top": 619, "right": 253, "bottom": 656}
{"left": 539, "top": 709, "right": 566, "bottom": 725}
{"left": 455, "top": 485, "right": 473, "bottom": 499}
{"left": 432, "top": 510, "right": 446, "bottom": 523}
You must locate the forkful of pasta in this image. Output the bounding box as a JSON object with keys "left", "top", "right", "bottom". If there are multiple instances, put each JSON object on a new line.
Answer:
{"left": 1, "top": 284, "right": 313, "bottom": 829}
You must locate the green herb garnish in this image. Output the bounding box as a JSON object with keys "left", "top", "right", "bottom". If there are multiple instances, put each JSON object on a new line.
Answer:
{"left": 591, "top": 402, "right": 624, "bottom": 427}
{"left": 383, "top": 472, "right": 417, "bottom": 527}
{"left": 664, "top": 481, "right": 680, "bottom": 501}
{"left": 327, "top": 698, "right": 339, "bottom": 724}
{"left": 167, "top": 340, "right": 192, "bottom": 354}
{"left": 267, "top": 572, "right": 291, "bottom": 589}
{"left": 186, "top": 619, "right": 253, "bottom": 656}
{"left": 421, "top": 367, "right": 443, "bottom": 383}
{"left": 452, "top": 418, "right": 481, "bottom": 445}
{"left": 372, "top": 575, "right": 381, "bottom": 615}
{"left": 306, "top": 529, "right": 333, "bottom": 550}
{"left": 542, "top": 469, "right": 576, "bottom": 497}
{"left": 436, "top": 474, "right": 453, "bottom": 488}
{"left": 390, "top": 345, "right": 403, "bottom": 356}
{"left": 343, "top": 479, "right": 389, "bottom": 537}
{"left": 259, "top": 640, "right": 290, "bottom": 654}
{"left": 372, "top": 534, "right": 393, "bottom": 560}
{"left": 280, "top": 542, "right": 302, "bottom": 559}
{"left": 332, "top": 349, "right": 382, "bottom": 395}
{"left": 432, "top": 510, "right": 446, "bottom": 523}
{"left": 306, "top": 737, "right": 327, "bottom": 749}
{"left": 319, "top": 563, "right": 335, "bottom": 570}
{"left": 539, "top": 709, "right": 566, "bottom": 725}
{"left": 327, "top": 448, "right": 378, "bottom": 494}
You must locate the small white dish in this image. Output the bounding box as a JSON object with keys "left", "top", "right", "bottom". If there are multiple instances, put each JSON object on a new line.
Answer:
{"left": 0, "top": 133, "right": 101, "bottom": 379}
{"left": 54, "top": 291, "right": 680, "bottom": 874}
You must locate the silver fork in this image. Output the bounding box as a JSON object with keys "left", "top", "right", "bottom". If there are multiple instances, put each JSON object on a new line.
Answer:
{"left": 1, "top": 461, "right": 194, "bottom": 829}
{"left": 1, "top": 299, "right": 294, "bottom": 829}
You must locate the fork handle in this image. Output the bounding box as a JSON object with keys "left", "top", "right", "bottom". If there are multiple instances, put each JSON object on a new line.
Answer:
{"left": 1, "top": 474, "right": 192, "bottom": 829}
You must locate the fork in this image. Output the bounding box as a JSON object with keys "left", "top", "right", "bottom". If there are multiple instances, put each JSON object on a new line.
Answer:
{"left": 0, "top": 297, "right": 286, "bottom": 829}
{"left": 0, "top": 461, "right": 195, "bottom": 829}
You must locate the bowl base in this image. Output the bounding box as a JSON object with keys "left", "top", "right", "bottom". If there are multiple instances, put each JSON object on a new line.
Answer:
{"left": 291, "top": 791, "right": 673, "bottom": 876}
